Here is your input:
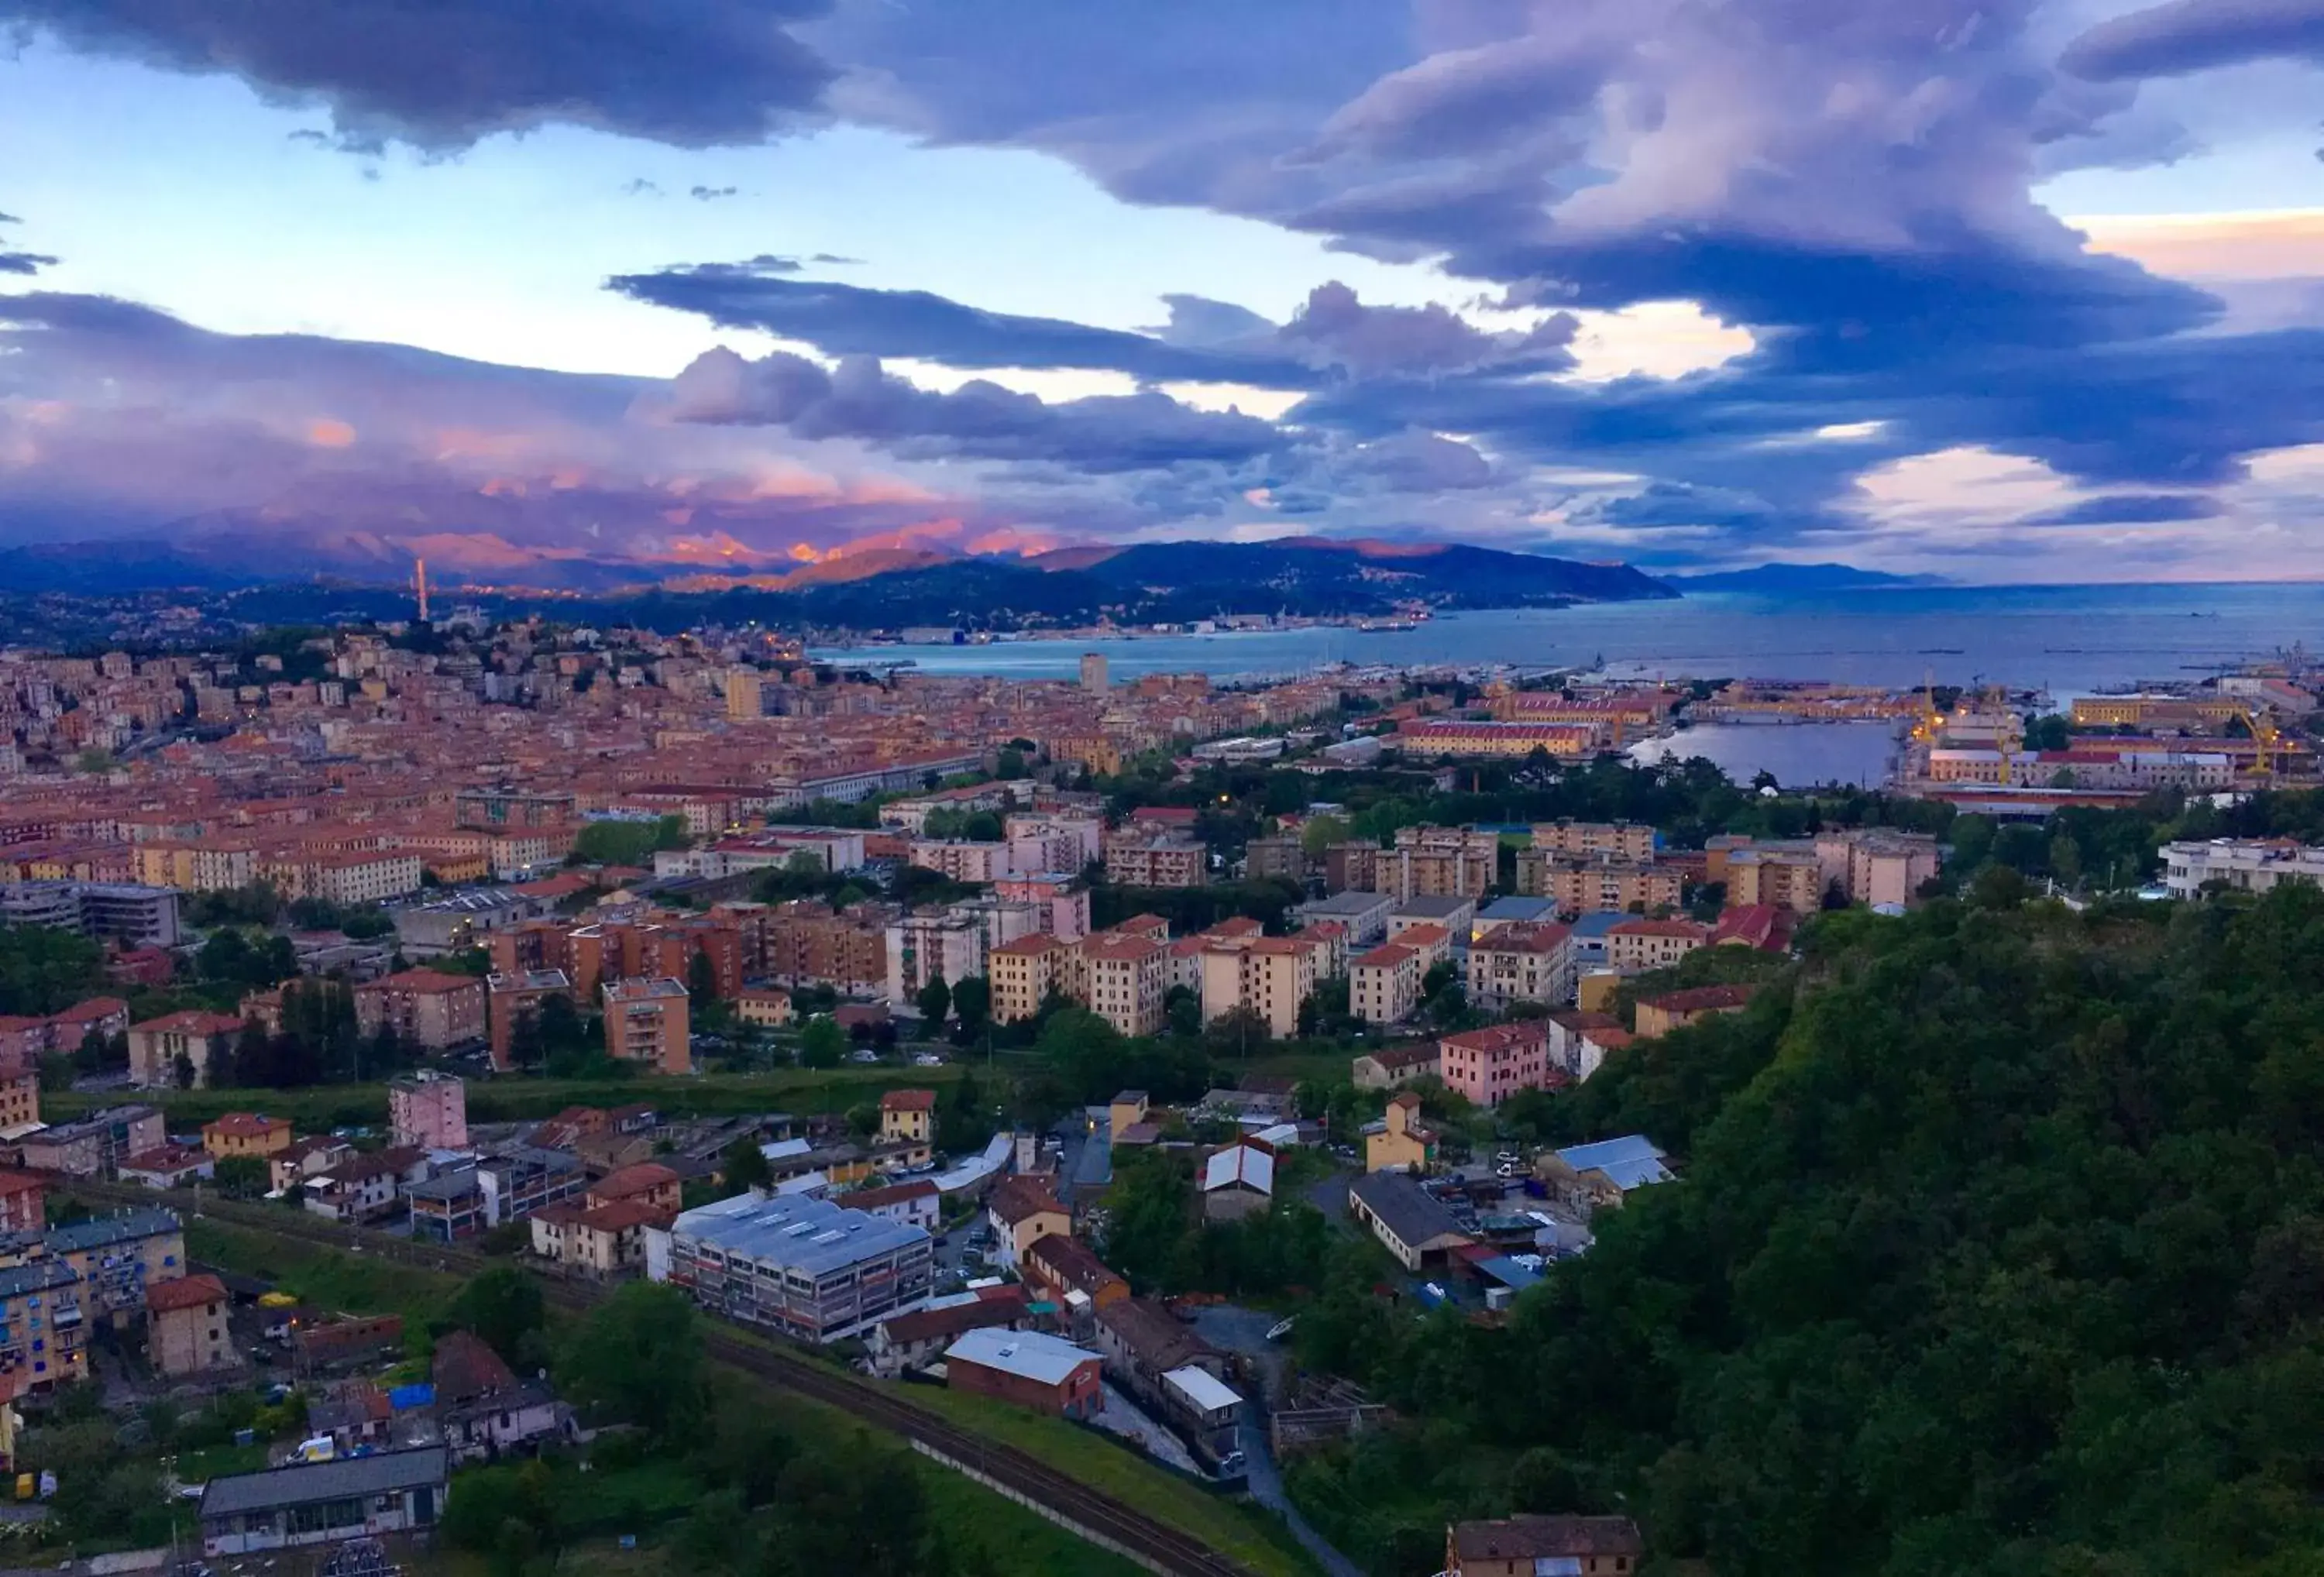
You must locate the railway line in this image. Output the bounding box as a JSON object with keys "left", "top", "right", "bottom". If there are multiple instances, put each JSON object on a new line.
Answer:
{"left": 73, "top": 1184, "right": 1260, "bottom": 1577}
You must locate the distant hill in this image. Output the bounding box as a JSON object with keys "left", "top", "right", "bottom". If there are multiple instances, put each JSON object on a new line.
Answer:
{"left": 1045, "top": 538, "right": 1677, "bottom": 613}
{"left": 1669, "top": 562, "right": 1944, "bottom": 592}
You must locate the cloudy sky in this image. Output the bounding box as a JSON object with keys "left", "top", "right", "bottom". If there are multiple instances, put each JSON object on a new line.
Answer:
{"left": 2, "top": 0, "right": 2321, "bottom": 582}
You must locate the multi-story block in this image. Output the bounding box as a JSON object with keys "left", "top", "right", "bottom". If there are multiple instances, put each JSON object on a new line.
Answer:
{"left": 388, "top": 1070, "right": 469, "bottom": 1151}
{"left": 886, "top": 910, "right": 987, "bottom": 1008}
{"left": 486, "top": 969, "right": 571, "bottom": 1070}
{"left": 1349, "top": 941, "right": 1424, "bottom": 1026}
{"left": 1516, "top": 850, "right": 1684, "bottom": 915}
{"left": 1530, "top": 820, "right": 1657, "bottom": 861}
{"left": 1102, "top": 832, "right": 1206, "bottom": 889}
{"left": 1198, "top": 935, "right": 1324, "bottom": 1039}
{"left": 1467, "top": 922, "right": 1576, "bottom": 1009}
{"left": 201, "top": 1112, "right": 293, "bottom": 1160}
{"left": 1605, "top": 917, "right": 1712, "bottom": 973}
{"left": 601, "top": 977, "right": 691, "bottom": 1074}
{"left": 1437, "top": 1022, "right": 1553, "bottom": 1108}
{"left": 1078, "top": 929, "right": 1167, "bottom": 1037}
{"left": 1724, "top": 847, "right": 1825, "bottom": 912}
{"left": 661, "top": 1192, "right": 934, "bottom": 1344}
{"left": 355, "top": 969, "right": 486, "bottom": 1050}
{"left": 991, "top": 933, "right": 1071, "bottom": 1023}
{"left": 21, "top": 1105, "right": 164, "bottom": 1177}
{"left": 128, "top": 1010, "right": 245, "bottom": 1090}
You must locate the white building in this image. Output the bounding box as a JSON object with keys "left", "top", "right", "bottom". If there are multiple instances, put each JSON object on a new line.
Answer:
{"left": 2162, "top": 839, "right": 2324, "bottom": 899}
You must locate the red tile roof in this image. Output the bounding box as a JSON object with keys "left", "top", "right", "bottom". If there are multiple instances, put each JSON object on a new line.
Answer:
{"left": 146, "top": 1273, "right": 227, "bottom": 1314}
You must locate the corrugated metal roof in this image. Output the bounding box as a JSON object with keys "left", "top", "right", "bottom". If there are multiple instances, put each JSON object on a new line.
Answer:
{"left": 198, "top": 1446, "right": 447, "bottom": 1518}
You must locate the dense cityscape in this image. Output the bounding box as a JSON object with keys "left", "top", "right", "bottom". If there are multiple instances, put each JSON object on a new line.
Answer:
{"left": 0, "top": 586, "right": 2312, "bottom": 1575}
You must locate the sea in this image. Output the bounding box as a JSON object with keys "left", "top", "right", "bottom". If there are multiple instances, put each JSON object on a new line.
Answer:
{"left": 810, "top": 582, "right": 2324, "bottom": 789}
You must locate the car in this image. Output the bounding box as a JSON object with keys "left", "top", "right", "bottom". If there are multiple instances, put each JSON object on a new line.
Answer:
{"left": 849, "top": 1049, "right": 880, "bottom": 1063}
{"left": 913, "top": 1053, "right": 944, "bottom": 1067}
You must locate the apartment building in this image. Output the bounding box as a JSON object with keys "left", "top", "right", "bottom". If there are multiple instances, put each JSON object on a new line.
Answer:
{"left": 1102, "top": 831, "right": 1206, "bottom": 889}
{"left": 355, "top": 969, "right": 486, "bottom": 1051}
{"left": 600, "top": 977, "right": 691, "bottom": 1074}
{"left": 2163, "top": 838, "right": 2324, "bottom": 898}
{"left": 1291, "top": 889, "right": 1394, "bottom": 947}
{"left": 1530, "top": 820, "right": 1656, "bottom": 861}
{"left": 1467, "top": 921, "right": 1576, "bottom": 1010}
{"left": 258, "top": 850, "right": 425, "bottom": 905}
{"left": 661, "top": 1192, "right": 934, "bottom": 1344}
{"left": 1820, "top": 830, "right": 1942, "bottom": 908}
{"left": 202, "top": 1113, "right": 293, "bottom": 1160}
{"left": 1079, "top": 929, "right": 1167, "bottom": 1036}
{"left": 1381, "top": 826, "right": 1499, "bottom": 902}
{"left": 1516, "top": 850, "right": 1684, "bottom": 915}
{"left": 127, "top": 1011, "right": 244, "bottom": 1089}
{"left": 1349, "top": 941, "right": 1425, "bottom": 1026}
{"left": 1437, "top": 1022, "right": 1554, "bottom": 1108}
{"left": 485, "top": 970, "right": 571, "bottom": 1070}
{"left": 990, "top": 933, "right": 1072, "bottom": 1023}
{"left": 1725, "top": 846, "right": 1826, "bottom": 912}
{"left": 21, "top": 1105, "right": 164, "bottom": 1177}
{"left": 994, "top": 874, "right": 1091, "bottom": 942}
{"left": 1243, "top": 836, "right": 1308, "bottom": 883}
{"left": 388, "top": 1070, "right": 469, "bottom": 1151}
{"left": 908, "top": 840, "right": 1012, "bottom": 884}
{"left": 1606, "top": 917, "right": 1712, "bottom": 972}
{"left": 885, "top": 910, "right": 987, "bottom": 1008}
{"left": 1198, "top": 935, "right": 1325, "bottom": 1039}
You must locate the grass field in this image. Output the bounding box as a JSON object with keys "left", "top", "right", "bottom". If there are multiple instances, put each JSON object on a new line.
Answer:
{"left": 46, "top": 1063, "right": 963, "bottom": 1131}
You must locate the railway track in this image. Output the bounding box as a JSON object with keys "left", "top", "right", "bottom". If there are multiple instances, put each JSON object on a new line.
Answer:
{"left": 77, "top": 1185, "right": 1258, "bottom": 1577}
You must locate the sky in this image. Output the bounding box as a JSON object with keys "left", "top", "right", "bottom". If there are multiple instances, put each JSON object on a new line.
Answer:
{"left": 1, "top": 0, "right": 2322, "bottom": 584}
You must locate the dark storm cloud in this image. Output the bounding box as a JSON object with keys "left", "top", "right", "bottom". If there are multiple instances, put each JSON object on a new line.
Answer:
{"left": 653, "top": 345, "right": 1289, "bottom": 472}
{"left": 0, "top": 0, "right": 836, "bottom": 150}
{"left": 2024, "top": 493, "right": 2229, "bottom": 526}
{"left": 2061, "top": 0, "right": 2324, "bottom": 81}
{"left": 607, "top": 268, "right": 1329, "bottom": 387}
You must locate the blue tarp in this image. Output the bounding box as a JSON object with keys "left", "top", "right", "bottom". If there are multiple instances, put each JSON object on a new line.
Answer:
{"left": 387, "top": 1383, "right": 435, "bottom": 1410}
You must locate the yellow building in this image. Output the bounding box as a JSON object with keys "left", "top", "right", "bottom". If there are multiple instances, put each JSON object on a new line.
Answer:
{"left": 1365, "top": 1092, "right": 1439, "bottom": 1174}
{"left": 201, "top": 1112, "right": 293, "bottom": 1160}
{"left": 1197, "top": 935, "right": 1325, "bottom": 1039}
{"left": 1108, "top": 1091, "right": 1150, "bottom": 1139}
{"left": 990, "top": 934, "right": 1071, "bottom": 1023}
{"left": 734, "top": 988, "right": 794, "bottom": 1028}
{"left": 880, "top": 1089, "right": 937, "bottom": 1145}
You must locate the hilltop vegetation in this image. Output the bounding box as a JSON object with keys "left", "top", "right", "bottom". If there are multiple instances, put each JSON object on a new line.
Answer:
{"left": 1290, "top": 888, "right": 2324, "bottom": 1576}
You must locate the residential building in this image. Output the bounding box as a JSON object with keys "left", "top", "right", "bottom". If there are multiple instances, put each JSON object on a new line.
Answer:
{"left": 844, "top": 1179, "right": 940, "bottom": 1232}
{"left": 1350, "top": 1043, "right": 1439, "bottom": 1091}
{"left": 1363, "top": 1091, "right": 1439, "bottom": 1173}
{"left": 879, "top": 1089, "right": 937, "bottom": 1145}
{"left": 588, "top": 1162, "right": 682, "bottom": 1218}
{"left": 1023, "top": 1232, "right": 1130, "bottom": 1318}
{"left": 0, "top": 1172, "right": 45, "bottom": 1234}
{"left": 1635, "top": 984, "right": 1758, "bottom": 1038}
{"left": 1606, "top": 917, "right": 1711, "bottom": 973}
{"left": 197, "top": 1447, "right": 449, "bottom": 1558}
{"left": 1102, "top": 830, "right": 1207, "bottom": 889}
{"left": 1473, "top": 895, "right": 1559, "bottom": 939}
{"left": 1198, "top": 934, "right": 1325, "bottom": 1039}
{"left": 442, "top": 1376, "right": 572, "bottom": 1465}
{"left": 602, "top": 977, "right": 691, "bottom": 1074}
{"left": 127, "top": 1010, "right": 245, "bottom": 1089}
{"left": 530, "top": 1198, "right": 665, "bottom": 1276}
{"left": 1108, "top": 1089, "right": 1150, "bottom": 1139}
{"left": 1530, "top": 821, "right": 1656, "bottom": 861}
{"left": 0, "top": 881, "right": 181, "bottom": 949}
{"left": 2162, "top": 838, "right": 2324, "bottom": 899}
{"left": 1396, "top": 720, "right": 1601, "bottom": 758}
{"left": 1725, "top": 845, "right": 1826, "bottom": 912}
{"left": 1291, "top": 889, "right": 1394, "bottom": 947}
{"left": 146, "top": 1273, "right": 235, "bottom": 1378}
{"left": 734, "top": 987, "right": 794, "bottom": 1028}
{"left": 868, "top": 1287, "right": 1030, "bottom": 1377}
{"left": 1347, "top": 1170, "right": 1470, "bottom": 1270}
{"left": 486, "top": 969, "right": 572, "bottom": 1071}
{"left": 304, "top": 1155, "right": 403, "bottom": 1224}
{"left": 1438, "top": 1022, "right": 1553, "bottom": 1108}
{"left": 990, "top": 933, "right": 1071, "bottom": 1023}
{"left": 1517, "top": 850, "right": 1684, "bottom": 915}
{"left": 944, "top": 1326, "right": 1103, "bottom": 1419}
{"left": 661, "top": 1192, "right": 934, "bottom": 1344}
{"left": 1547, "top": 1010, "right": 1633, "bottom": 1081}
{"left": 1391, "top": 894, "right": 1477, "bottom": 944}
{"left": 119, "top": 1144, "right": 214, "bottom": 1189}
{"left": 0, "top": 1258, "right": 85, "bottom": 1386}
{"left": 1466, "top": 922, "right": 1575, "bottom": 1010}
{"left": 1080, "top": 929, "right": 1168, "bottom": 1036}
{"left": 21, "top": 1105, "right": 163, "bottom": 1176}
{"left": 1349, "top": 941, "right": 1425, "bottom": 1026}
{"left": 1243, "top": 836, "right": 1308, "bottom": 883}
{"left": 985, "top": 1177, "right": 1071, "bottom": 1271}
{"left": 1445, "top": 1516, "right": 1643, "bottom": 1577}
{"left": 1381, "top": 826, "right": 1499, "bottom": 902}
{"left": 45, "top": 1208, "right": 188, "bottom": 1322}
{"left": 475, "top": 1147, "right": 587, "bottom": 1225}
{"left": 994, "top": 874, "right": 1092, "bottom": 943}
{"left": 388, "top": 1070, "right": 469, "bottom": 1151}
{"left": 407, "top": 1170, "right": 486, "bottom": 1242}
{"left": 885, "top": 909, "right": 987, "bottom": 1008}
{"left": 0, "top": 1055, "right": 36, "bottom": 1132}
{"left": 202, "top": 1112, "right": 293, "bottom": 1160}
{"left": 1819, "top": 829, "right": 1943, "bottom": 909}
{"left": 271, "top": 1136, "right": 355, "bottom": 1194}
{"left": 355, "top": 969, "right": 486, "bottom": 1050}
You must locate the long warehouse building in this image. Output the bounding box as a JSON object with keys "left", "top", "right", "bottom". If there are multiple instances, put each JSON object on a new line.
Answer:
{"left": 654, "top": 1191, "right": 933, "bottom": 1343}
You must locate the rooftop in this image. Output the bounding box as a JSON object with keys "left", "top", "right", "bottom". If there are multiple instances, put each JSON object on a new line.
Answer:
{"left": 1555, "top": 1135, "right": 1673, "bottom": 1190}
{"left": 672, "top": 1191, "right": 930, "bottom": 1278}
{"left": 944, "top": 1325, "right": 1097, "bottom": 1387}
{"left": 199, "top": 1447, "right": 449, "bottom": 1520}
{"left": 1449, "top": 1515, "right": 1643, "bottom": 1563}
{"left": 146, "top": 1273, "right": 227, "bottom": 1314}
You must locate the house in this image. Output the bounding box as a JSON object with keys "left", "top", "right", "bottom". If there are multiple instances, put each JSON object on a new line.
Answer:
{"left": 127, "top": 1010, "right": 244, "bottom": 1089}
{"left": 291, "top": 1314, "right": 405, "bottom": 1375}
{"left": 1347, "top": 1171, "right": 1471, "bottom": 1271}
{"left": 942, "top": 1327, "right": 1103, "bottom": 1419}
{"left": 201, "top": 1112, "right": 292, "bottom": 1160}
{"left": 586, "top": 1162, "right": 682, "bottom": 1219}
{"left": 1546, "top": 1136, "right": 1673, "bottom": 1210}
{"left": 434, "top": 1328, "right": 517, "bottom": 1404}
{"left": 305, "top": 1383, "right": 395, "bottom": 1454}
{"left": 119, "top": 1144, "right": 215, "bottom": 1190}
{"left": 270, "top": 1136, "right": 355, "bottom": 1194}
{"left": 303, "top": 1155, "right": 403, "bottom": 1224}
{"left": 845, "top": 1179, "right": 940, "bottom": 1232}
{"left": 197, "top": 1447, "right": 449, "bottom": 1558}
{"left": 1445, "top": 1515, "right": 1643, "bottom": 1577}
{"left": 1199, "top": 1141, "right": 1275, "bottom": 1221}
{"left": 1023, "top": 1232, "right": 1129, "bottom": 1319}
{"left": 867, "top": 1287, "right": 1030, "bottom": 1377}
{"left": 442, "top": 1378, "right": 572, "bottom": 1465}
{"left": 1545, "top": 1010, "right": 1632, "bottom": 1081}
{"left": 879, "top": 1088, "right": 937, "bottom": 1145}
{"left": 1351, "top": 1043, "right": 1439, "bottom": 1091}
{"left": 1363, "top": 1092, "right": 1439, "bottom": 1174}
{"left": 0, "top": 1170, "right": 45, "bottom": 1233}
{"left": 734, "top": 988, "right": 794, "bottom": 1028}
{"left": 1635, "top": 984, "right": 1758, "bottom": 1039}
{"left": 985, "top": 1177, "right": 1071, "bottom": 1271}
{"left": 1108, "top": 1089, "right": 1150, "bottom": 1139}
{"left": 1605, "top": 917, "right": 1711, "bottom": 973}
{"left": 1094, "top": 1296, "right": 1226, "bottom": 1417}
{"left": 146, "top": 1272, "right": 236, "bottom": 1377}
{"left": 531, "top": 1199, "right": 663, "bottom": 1276}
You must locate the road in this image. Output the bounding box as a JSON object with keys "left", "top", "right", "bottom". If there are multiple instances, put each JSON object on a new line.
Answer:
{"left": 1192, "top": 1306, "right": 1365, "bottom": 1577}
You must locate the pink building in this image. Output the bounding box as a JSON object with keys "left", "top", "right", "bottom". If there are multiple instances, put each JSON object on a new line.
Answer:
{"left": 995, "top": 874, "right": 1092, "bottom": 942}
{"left": 387, "top": 1070, "right": 469, "bottom": 1151}
{"left": 1437, "top": 1022, "right": 1552, "bottom": 1108}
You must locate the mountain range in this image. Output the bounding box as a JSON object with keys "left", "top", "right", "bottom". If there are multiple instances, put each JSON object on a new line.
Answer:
{"left": 0, "top": 527, "right": 1679, "bottom": 627}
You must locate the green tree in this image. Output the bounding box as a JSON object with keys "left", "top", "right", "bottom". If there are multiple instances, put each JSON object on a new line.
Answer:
{"left": 916, "top": 974, "right": 951, "bottom": 1027}
{"left": 211, "top": 1154, "right": 269, "bottom": 1198}
{"left": 723, "top": 1133, "right": 772, "bottom": 1190}
{"left": 799, "top": 1015, "right": 845, "bottom": 1069}
{"left": 951, "top": 974, "right": 991, "bottom": 1035}
{"left": 438, "top": 1266, "right": 550, "bottom": 1371}
{"left": 558, "top": 1281, "right": 705, "bottom": 1438}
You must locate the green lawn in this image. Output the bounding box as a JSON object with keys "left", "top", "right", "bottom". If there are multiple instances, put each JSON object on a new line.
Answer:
{"left": 902, "top": 1383, "right": 1319, "bottom": 1577}
{"left": 174, "top": 1442, "right": 270, "bottom": 1483}
{"left": 44, "top": 1063, "right": 962, "bottom": 1131}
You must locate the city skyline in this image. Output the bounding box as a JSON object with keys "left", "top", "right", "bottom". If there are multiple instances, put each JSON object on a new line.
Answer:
{"left": 2, "top": 1, "right": 2322, "bottom": 583}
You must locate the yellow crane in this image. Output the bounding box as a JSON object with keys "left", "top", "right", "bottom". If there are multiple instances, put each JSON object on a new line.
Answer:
{"left": 2229, "top": 704, "right": 2282, "bottom": 780}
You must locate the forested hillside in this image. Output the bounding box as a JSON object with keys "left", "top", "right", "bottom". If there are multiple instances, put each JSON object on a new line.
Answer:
{"left": 1291, "top": 888, "right": 2324, "bottom": 1576}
